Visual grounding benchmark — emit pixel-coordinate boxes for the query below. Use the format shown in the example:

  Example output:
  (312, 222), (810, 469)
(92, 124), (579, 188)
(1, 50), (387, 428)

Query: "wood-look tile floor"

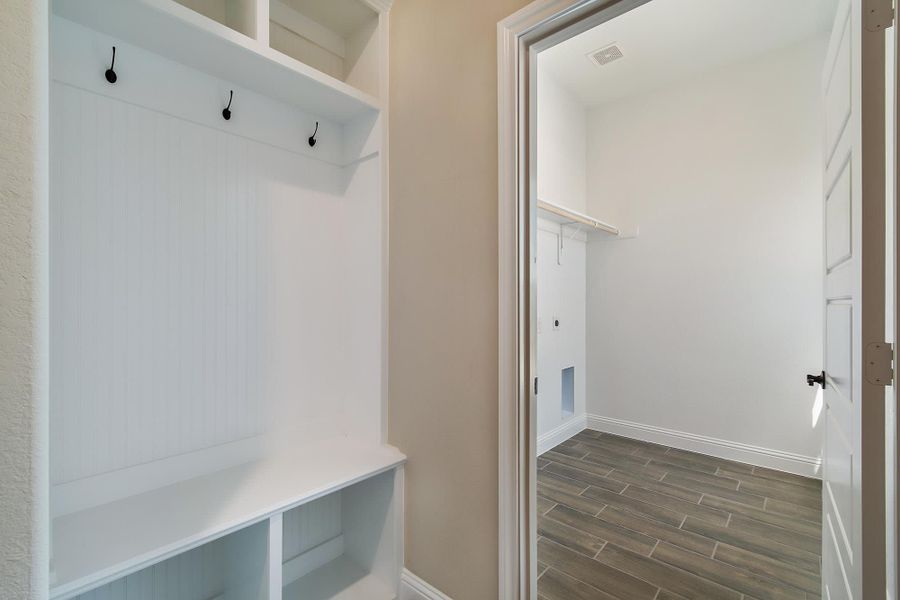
(536, 430), (822, 600)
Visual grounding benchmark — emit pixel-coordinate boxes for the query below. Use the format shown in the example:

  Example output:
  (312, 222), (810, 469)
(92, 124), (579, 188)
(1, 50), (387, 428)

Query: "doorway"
(498, 0), (895, 598)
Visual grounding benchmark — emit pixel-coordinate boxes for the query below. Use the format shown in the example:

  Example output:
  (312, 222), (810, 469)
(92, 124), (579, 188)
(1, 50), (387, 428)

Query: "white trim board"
(585, 414), (822, 479)
(537, 415), (587, 455)
(399, 569), (453, 600)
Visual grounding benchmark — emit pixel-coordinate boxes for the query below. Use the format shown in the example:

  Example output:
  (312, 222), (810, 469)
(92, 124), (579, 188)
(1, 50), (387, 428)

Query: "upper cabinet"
(52, 0), (389, 123)
(174, 0), (261, 38)
(269, 0), (382, 99)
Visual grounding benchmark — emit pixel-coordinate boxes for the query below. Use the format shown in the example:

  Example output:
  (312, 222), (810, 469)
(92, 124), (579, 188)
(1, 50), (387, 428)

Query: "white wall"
(537, 68), (587, 213)
(536, 223), (586, 444)
(536, 65), (588, 445)
(585, 38), (826, 463)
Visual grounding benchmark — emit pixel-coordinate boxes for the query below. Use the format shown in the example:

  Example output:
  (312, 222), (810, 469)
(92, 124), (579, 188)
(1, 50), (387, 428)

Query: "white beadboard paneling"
(51, 434), (266, 517)
(51, 82), (267, 484)
(70, 520), (269, 600)
(70, 534), (225, 600)
(50, 51), (384, 488)
(282, 494), (343, 561)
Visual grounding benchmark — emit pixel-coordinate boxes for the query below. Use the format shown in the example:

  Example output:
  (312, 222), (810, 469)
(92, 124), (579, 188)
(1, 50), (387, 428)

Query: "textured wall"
(387, 0), (530, 597)
(0, 1), (49, 599)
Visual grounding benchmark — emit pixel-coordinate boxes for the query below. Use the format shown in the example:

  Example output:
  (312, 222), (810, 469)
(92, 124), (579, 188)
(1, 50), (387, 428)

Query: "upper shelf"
(50, 439), (406, 600)
(537, 200), (620, 236)
(52, 0), (381, 123)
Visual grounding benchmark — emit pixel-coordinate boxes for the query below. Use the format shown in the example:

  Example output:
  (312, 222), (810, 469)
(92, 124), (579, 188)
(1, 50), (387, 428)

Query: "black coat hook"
(105, 46), (117, 84)
(308, 121), (319, 147)
(222, 90), (233, 121)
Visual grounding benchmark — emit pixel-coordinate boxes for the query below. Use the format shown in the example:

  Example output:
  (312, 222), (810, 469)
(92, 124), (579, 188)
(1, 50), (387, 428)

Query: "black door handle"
(807, 371), (825, 388)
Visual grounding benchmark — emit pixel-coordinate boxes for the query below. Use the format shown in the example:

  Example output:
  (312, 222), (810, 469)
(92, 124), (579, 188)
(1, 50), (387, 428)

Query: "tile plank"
(547, 444), (591, 459)
(719, 471), (821, 508)
(544, 451), (616, 478)
(538, 515), (605, 557)
(598, 506), (717, 557)
(546, 505), (657, 556)
(622, 485), (730, 526)
(714, 543), (819, 594)
(607, 470), (704, 503)
(681, 517), (820, 574)
(727, 515), (821, 555)
(537, 495), (557, 516)
(582, 486), (685, 527)
(663, 473), (766, 509)
(595, 543), (741, 600)
(539, 538), (658, 600)
(652, 542), (805, 600)
(750, 466), (822, 491)
(538, 482), (605, 516)
(583, 450), (657, 472)
(538, 567), (622, 600)
(538, 469), (589, 496)
(543, 462), (628, 494)
(651, 462), (742, 492)
(764, 498), (822, 524)
(700, 495), (821, 539)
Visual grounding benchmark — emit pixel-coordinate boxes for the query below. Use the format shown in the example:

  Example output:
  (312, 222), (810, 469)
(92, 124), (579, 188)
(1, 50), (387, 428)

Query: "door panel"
(824, 404), (854, 555)
(826, 164), (853, 269)
(825, 302), (853, 426)
(825, 14), (852, 161)
(824, 512), (852, 600)
(821, 0), (888, 597)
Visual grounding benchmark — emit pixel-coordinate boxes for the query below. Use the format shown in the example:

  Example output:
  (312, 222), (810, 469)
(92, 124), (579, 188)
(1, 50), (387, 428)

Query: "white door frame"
(497, 2), (650, 597)
(497, 0), (898, 598)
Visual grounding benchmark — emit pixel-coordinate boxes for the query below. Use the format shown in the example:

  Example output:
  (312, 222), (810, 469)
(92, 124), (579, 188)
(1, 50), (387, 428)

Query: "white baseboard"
(585, 414), (822, 479)
(537, 414), (587, 456)
(399, 569), (453, 600)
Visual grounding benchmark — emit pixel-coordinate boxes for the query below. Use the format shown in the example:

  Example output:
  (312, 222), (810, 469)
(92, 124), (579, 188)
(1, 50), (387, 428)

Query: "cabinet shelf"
(50, 440), (406, 599)
(537, 200), (620, 237)
(52, 0), (381, 123)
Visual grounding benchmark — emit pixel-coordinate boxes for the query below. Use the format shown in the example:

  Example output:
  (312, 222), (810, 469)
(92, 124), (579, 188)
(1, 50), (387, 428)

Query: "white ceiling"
(538, 0), (838, 106)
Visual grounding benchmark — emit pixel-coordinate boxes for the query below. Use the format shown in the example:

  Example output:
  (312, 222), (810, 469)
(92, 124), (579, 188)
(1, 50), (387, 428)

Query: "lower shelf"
(283, 556), (395, 600)
(51, 439), (406, 599)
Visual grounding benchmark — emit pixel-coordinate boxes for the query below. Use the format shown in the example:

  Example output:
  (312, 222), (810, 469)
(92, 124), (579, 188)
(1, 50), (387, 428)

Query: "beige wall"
(388, 0), (530, 597)
(0, 1), (49, 599)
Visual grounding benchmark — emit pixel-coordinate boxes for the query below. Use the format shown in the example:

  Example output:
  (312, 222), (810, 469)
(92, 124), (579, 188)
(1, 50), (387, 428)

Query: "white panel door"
(820, 0), (889, 597)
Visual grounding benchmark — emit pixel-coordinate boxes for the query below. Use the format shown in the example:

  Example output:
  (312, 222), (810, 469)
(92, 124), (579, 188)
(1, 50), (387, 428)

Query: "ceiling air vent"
(589, 44), (624, 67)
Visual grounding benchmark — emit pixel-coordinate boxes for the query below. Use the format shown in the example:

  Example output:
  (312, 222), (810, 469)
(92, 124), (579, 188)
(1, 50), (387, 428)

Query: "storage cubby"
(71, 521), (270, 600)
(269, 0), (381, 98)
(280, 471), (398, 600)
(175, 0), (259, 38)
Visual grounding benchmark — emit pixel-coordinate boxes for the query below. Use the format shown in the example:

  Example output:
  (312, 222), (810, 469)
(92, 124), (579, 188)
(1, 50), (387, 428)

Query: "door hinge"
(865, 0), (895, 31)
(534, 377), (539, 395)
(865, 342), (894, 386)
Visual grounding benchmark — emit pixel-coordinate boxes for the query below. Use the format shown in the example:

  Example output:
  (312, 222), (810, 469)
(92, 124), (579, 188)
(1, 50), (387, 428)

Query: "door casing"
(497, 1), (897, 598)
